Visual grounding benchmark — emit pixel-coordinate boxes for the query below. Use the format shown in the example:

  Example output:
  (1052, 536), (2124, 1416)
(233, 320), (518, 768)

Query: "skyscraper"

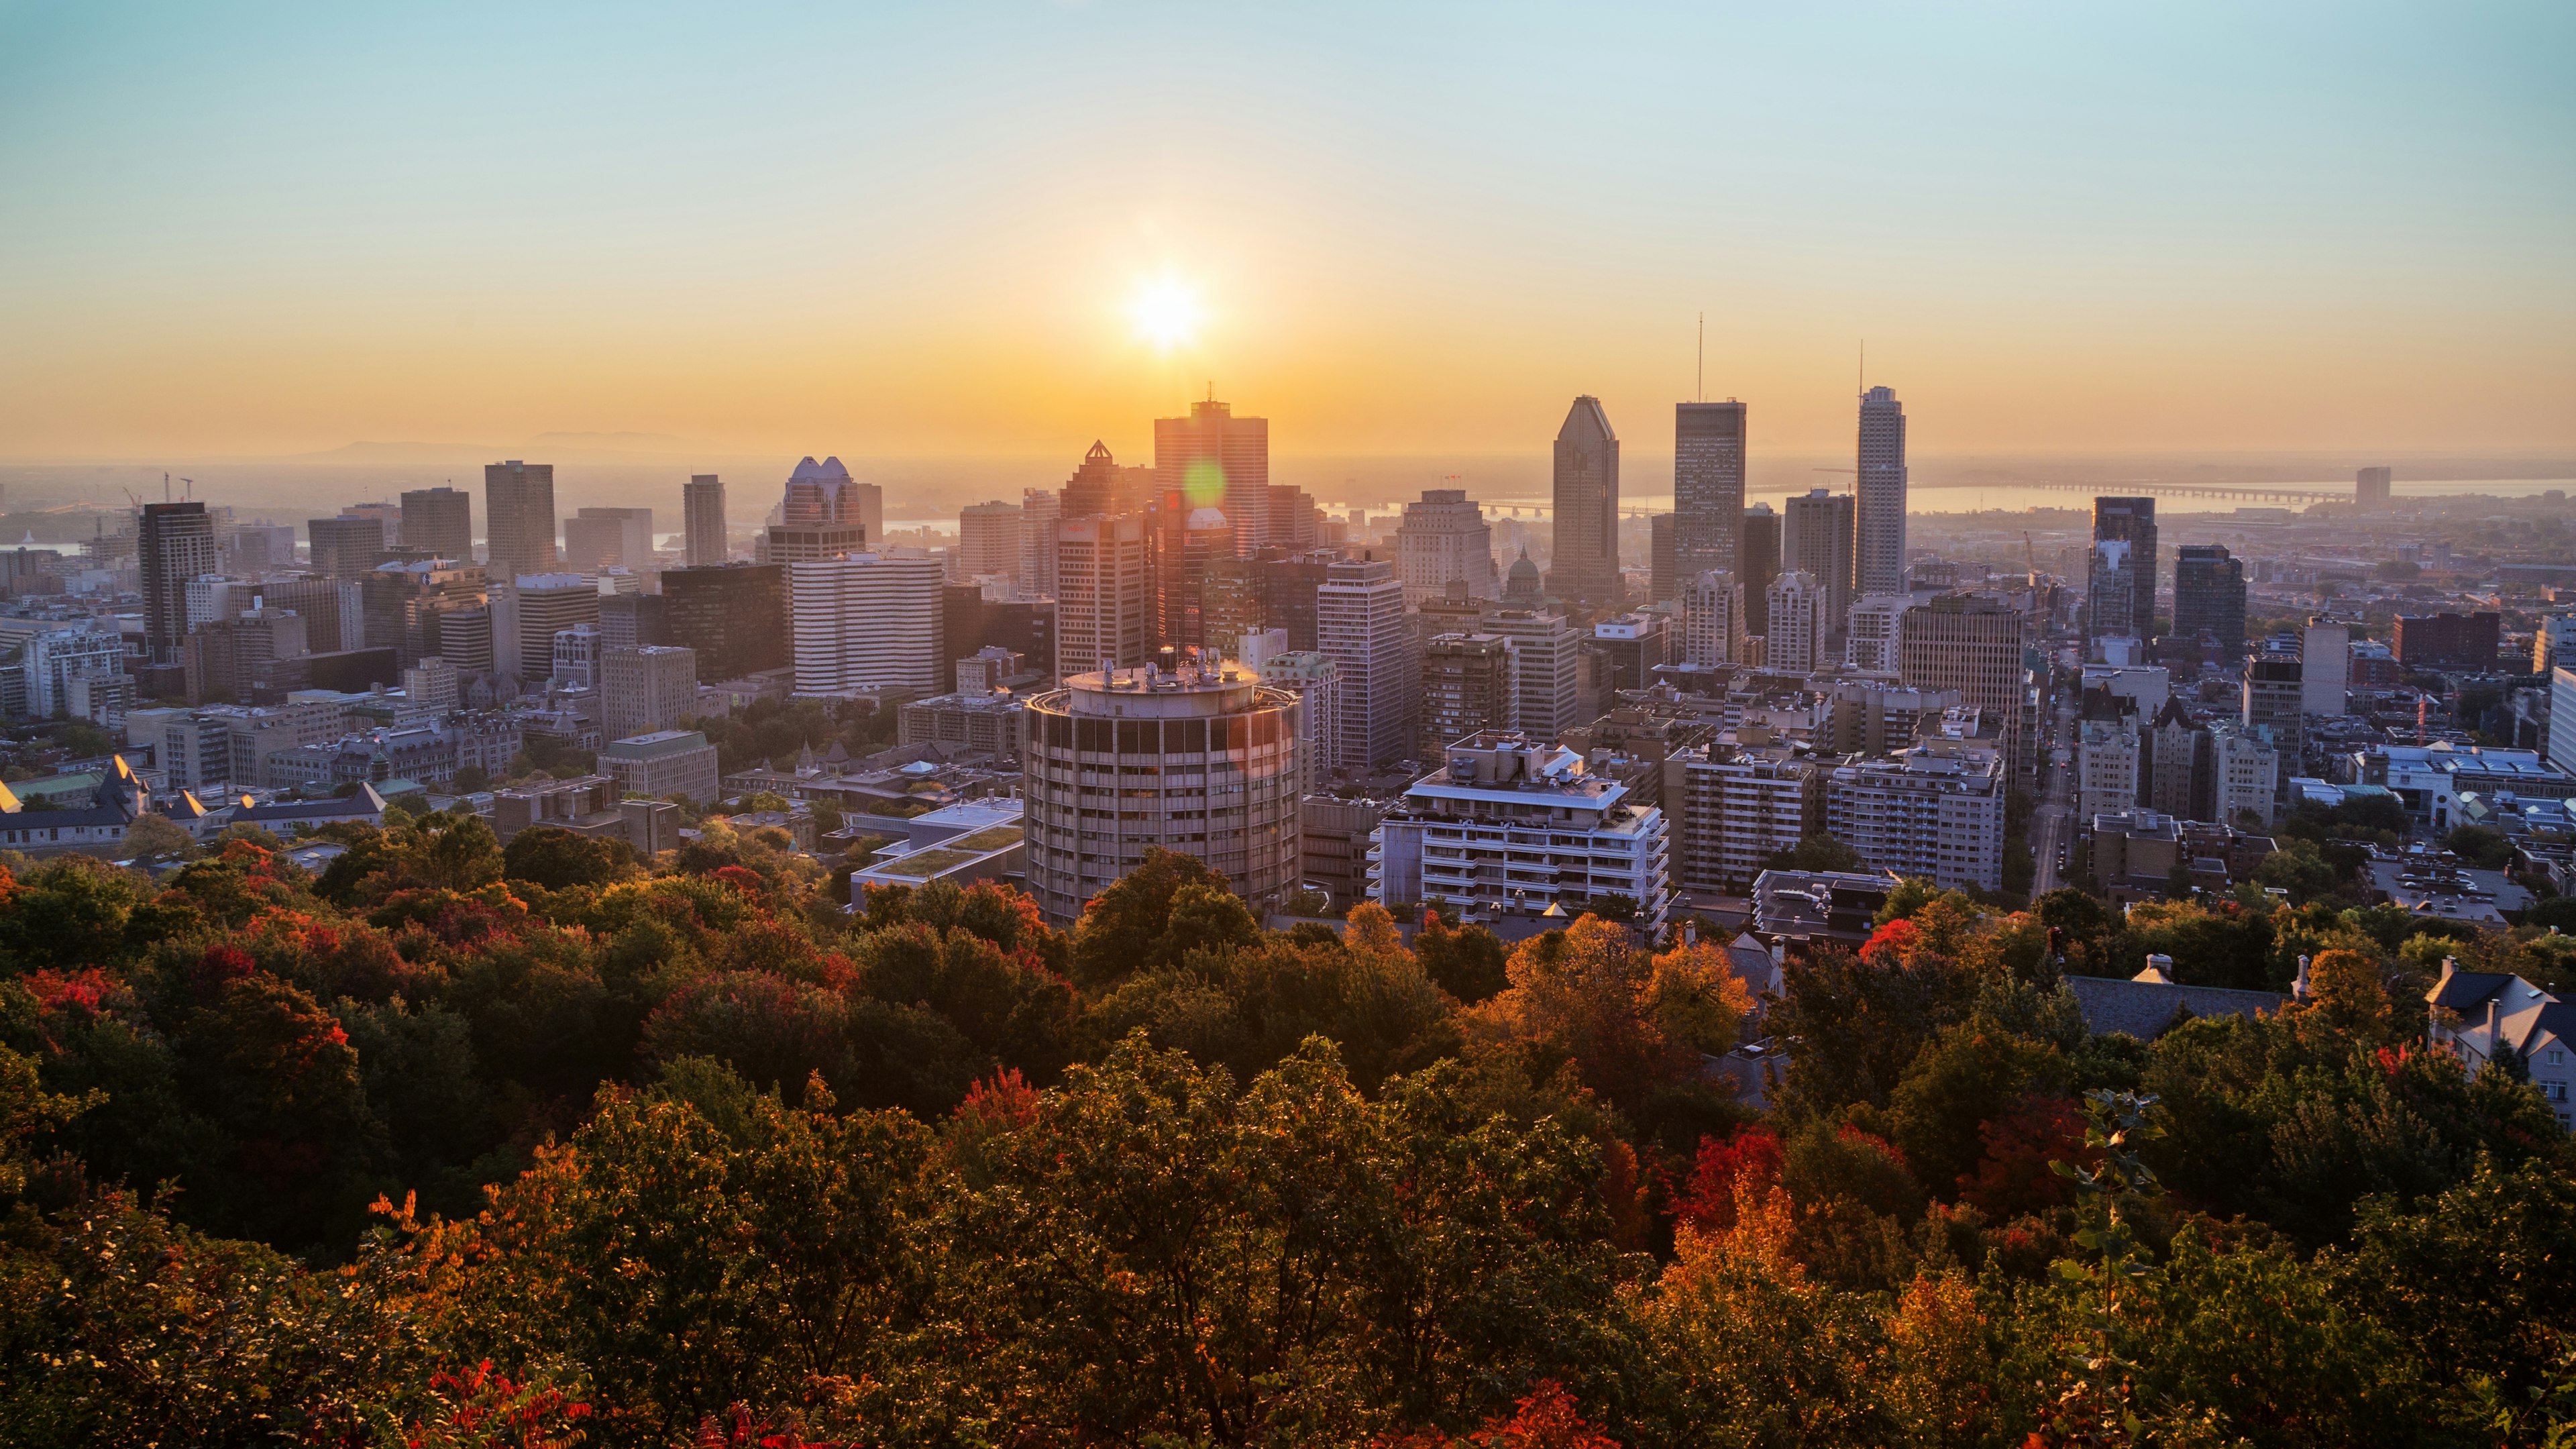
(1316, 557), (1417, 769)
(138, 501), (217, 669)
(682, 474), (727, 567)
(958, 500), (1024, 582)
(1054, 514), (1152, 681)
(1393, 488), (1499, 604)
(1765, 571), (1827, 674)
(1156, 398), (1270, 555)
(1674, 400), (1746, 578)
(1018, 488), (1061, 597)
(1171, 507), (1236, 649)
(1546, 396), (1623, 606)
(2355, 466), (2392, 511)
(483, 460), (558, 580)
(1421, 633), (1515, 761)
(1781, 488), (1856, 641)
(308, 515), (392, 578)
(2172, 543), (2247, 655)
(1740, 502), (1780, 635)
(663, 562), (788, 677)
(1061, 441), (1152, 518)
(767, 456), (871, 563)
(400, 486), (474, 564)
(1856, 386), (1908, 596)
(1648, 514), (1678, 604)
(601, 645), (699, 743)
(563, 507), (655, 572)
(1899, 594), (2029, 763)
(1682, 570), (1745, 667)
(2088, 497), (2159, 647)
(788, 551), (946, 694)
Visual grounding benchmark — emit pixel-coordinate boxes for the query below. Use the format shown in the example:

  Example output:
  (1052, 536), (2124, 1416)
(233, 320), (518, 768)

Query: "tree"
(1766, 833), (1865, 874)
(502, 824), (637, 891)
(1067, 847), (1229, 992)
(119, 812), (199, 865)
(2443, 824), (2516, 870)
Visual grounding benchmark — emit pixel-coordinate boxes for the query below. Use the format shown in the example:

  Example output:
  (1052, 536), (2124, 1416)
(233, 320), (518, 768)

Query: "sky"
(0, 1), (2569, 464)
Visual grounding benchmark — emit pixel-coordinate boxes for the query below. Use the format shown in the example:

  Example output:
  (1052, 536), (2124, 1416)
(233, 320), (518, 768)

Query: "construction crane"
(2025, 531), (2038, 585)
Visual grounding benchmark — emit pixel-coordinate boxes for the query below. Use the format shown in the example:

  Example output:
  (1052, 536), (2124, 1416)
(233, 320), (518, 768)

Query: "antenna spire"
(1696, 313), (1705, 402)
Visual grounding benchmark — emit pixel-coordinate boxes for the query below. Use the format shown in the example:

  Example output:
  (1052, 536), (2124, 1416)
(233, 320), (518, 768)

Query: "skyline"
(2, 3), (2571, 461)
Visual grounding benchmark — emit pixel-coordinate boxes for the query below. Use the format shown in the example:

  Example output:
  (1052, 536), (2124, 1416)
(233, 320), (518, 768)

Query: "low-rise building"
(1750, 868), (1893, 946)
(1371, 733), (1669, 928)
(897, 689), (1028, 759)
(1300, 795), (1383, 910)
(2090, 809), (2184, 901)
(2426, 959), (2573, 1132)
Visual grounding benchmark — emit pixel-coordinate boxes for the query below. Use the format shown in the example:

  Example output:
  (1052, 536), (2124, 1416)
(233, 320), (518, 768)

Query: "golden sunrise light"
(1127, 275), (1205, 352)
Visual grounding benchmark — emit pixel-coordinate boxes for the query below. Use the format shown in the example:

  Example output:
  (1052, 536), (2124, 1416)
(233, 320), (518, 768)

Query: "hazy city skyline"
(3, 4), (2570, 461)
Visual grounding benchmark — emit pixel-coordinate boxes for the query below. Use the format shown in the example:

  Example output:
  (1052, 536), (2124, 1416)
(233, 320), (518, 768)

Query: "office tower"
(1156, 397), (1271, 554)
(1316, 557), (1417, 769)
(137, 501), (217, 669)
(1855, 385), (1908, 596)
(400, 487), (474, 564)
(309, 515), (392, 578)
(250, 576), (361, 654)
(1826, 745), (2008, 893)
(1256, 549), (1334, 650)
(1478, 607), (1581, 741)
(1648, 514), (1678, 604)
(229, 523), (297, 572)
(2300, 618), (2350, 717)
(1022, 661), (1305, 924)
(767, 456), (871, 563)
(2172, 543), (2247, 655)
(1593, 612), (1670, 692)
(1376, 734), (1670, 924)
(564, 506), (655, 572)
(1845, 596), (1909, 672)
(403, 657), (460, 714)
(2077, 717), (2143, 823)
(551, 625), (602, 688)
(2087, 497), (2159, 646)
(1740, 502), (1780, 635)
(601, 731), (722, 808)
(2242, 653), (2304, 771)
(1267, 484), (1322, 553)
(1167, 507), (1236, 649)
(1201, 556), (1263, 659)
(184, 604), (311, 706)
(1061, 441), (1153, 518)
(359, 560), (488, 669)
(1674, 400), (1746, 578)
(958, 500), (1024, 582)
(1682, 570), (1745, 667)
(1780, 488), (1856, 641)
(683, 474), (727, 567)
(1421, 633), (1515, 760)
(2535, 614), (2576, 675)
(512, 574), (601, 676)
(601, 645), (699, 743)
(662, 563), (788, 678)
(1393, 488), (1499, 604)
(598, 592), (672, 652)
(1054, 515), (1152, 680)
(1018, 488), (1061, 596)
(1546, 396), (1623, 605)
(1765, 571), (1827, 674)
(484, 461), (559, 579)
(788, 551), (946, 694)
(1900, 594), (2029, 751)
(2355, 466), (2393, 511)
(341, 501), (400, 546)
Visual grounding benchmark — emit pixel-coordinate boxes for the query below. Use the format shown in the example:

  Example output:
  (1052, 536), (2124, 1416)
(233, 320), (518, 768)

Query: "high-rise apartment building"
(1393, 489), (1499, 604)
(2209, 720), (2280, 827)
(1674, 400), (1746, 579)
(662, 563), (787, 678)
(1257, 651), (1340, 790)
(1845, 596), (1909, 672)
(2077, 717), (2143, 824)
(1740, 502), (1780, 635)
(483, 461), (559, 581)
(1827, 743), (2008, 893)
(2242, 654), (2304, 771)
(1022, 663), (1305, 924)
(1373, 734), (1670, 926)
(2300, 618), (2350, 717)
(958, 500), (1024, 582)
(1054, 515), (1152, 681)
(1900, 594), (2029, 759)
(1664, 745), (1823, 892)
(682, 474), (727, 567)
(600, 645), (699, 743)
(1018, 488), (1061, 596)
(2172, 543), (2246, 655)
(788, 551), (946, 694)
(563, 507), (654, 572)
(400, 487), (474, 564)
(1546, 396), (1623, 605)
(138, 501), (217, 670)
(1156, 398), (1270, 554)
(1682, 570), (1745, 667)
(1316, 556), (1417, 769)
(1478, 606), (1582, 742)
(309, 515), (392, 578)
(2355, 466), (2393, 511)
(1765, 571), (1827, 674)
(2087, 497), (2159, 647)
(1855, 386), (1909, 596)
(1421, 633), (1515, 761)
(1782, 488), (1856, 638)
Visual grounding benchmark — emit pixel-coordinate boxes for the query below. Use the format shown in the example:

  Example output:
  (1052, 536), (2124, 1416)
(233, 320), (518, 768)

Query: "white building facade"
(788, 551), (946, 694)
(1371, 734), (1668, 926)
(1825, 745), (2007, 893)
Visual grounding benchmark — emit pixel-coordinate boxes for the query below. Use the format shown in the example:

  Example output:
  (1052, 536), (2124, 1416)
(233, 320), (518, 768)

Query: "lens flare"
(1128, 276), (1203, 350)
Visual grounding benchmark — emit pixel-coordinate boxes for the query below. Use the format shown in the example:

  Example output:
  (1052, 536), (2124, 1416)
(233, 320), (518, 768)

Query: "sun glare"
(1128, 275), (1204, 350)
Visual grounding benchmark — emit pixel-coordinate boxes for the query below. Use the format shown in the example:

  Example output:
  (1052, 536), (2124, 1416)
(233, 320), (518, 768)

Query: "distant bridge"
(1911, 479), (2351, 504)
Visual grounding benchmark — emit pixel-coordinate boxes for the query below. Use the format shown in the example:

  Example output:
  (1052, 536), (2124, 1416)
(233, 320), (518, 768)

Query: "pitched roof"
(2064, 975), (2289, 1039)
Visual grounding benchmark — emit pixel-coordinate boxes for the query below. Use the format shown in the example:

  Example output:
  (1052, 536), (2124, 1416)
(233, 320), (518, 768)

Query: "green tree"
(1067, 847), (1230, 992)
(502, 824), (638, 891)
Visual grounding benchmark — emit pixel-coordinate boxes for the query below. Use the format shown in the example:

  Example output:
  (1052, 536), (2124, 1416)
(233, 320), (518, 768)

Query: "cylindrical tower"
(1023, 662), (1305, 925)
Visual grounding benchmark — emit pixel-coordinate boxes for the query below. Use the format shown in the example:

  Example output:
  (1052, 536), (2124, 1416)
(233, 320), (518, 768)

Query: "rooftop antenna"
(1696, 312), (1704, 402)
(162, 472), (170, 504)
(1858, 340), (1865, 396)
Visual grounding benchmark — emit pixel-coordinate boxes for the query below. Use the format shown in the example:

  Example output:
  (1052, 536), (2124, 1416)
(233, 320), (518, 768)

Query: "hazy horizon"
(4, 4), (2571, 462)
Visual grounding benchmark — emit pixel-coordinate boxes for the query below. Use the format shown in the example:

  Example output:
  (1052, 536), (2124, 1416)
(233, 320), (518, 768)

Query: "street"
(2029, 694), (2078, 898)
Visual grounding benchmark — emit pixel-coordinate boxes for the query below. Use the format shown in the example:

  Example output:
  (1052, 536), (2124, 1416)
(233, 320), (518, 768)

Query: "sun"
(1128, 275), (1204, 350)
